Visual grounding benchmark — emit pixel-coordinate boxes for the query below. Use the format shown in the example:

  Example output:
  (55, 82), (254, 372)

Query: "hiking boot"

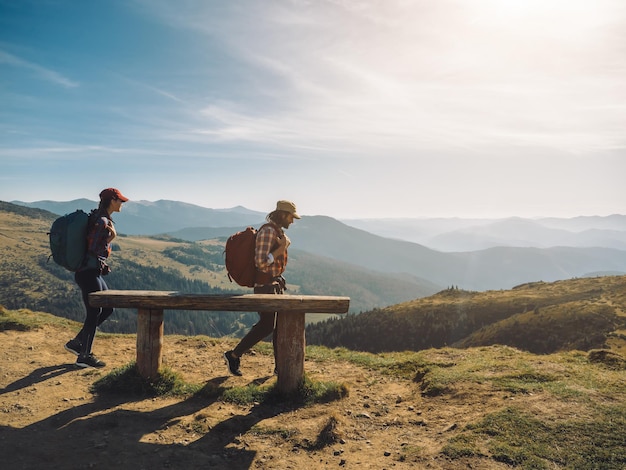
(224, 351), (242, 376)
(76, 353), (106, 369)
(64, 338), (82, 356)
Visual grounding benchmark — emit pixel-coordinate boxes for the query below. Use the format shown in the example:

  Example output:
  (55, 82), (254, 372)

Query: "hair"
(267, 210), (289, 225)
(96, 197), (114, 220)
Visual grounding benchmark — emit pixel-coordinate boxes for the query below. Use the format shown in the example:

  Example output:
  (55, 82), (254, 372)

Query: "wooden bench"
(89, 291), (350, 393)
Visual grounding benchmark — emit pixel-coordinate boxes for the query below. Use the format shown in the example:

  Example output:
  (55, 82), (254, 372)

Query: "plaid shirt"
(86, 215), (112, 261)
(254, 222), (287, 278)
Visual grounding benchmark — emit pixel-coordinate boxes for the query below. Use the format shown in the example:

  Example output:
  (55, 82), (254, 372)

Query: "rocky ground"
(1, 324), (527, 469)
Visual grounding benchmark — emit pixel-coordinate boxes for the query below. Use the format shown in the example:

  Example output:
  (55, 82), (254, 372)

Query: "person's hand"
(280, 235), (291, 249)
(273, 235), (290, 257)
(107, 223), (117, 242)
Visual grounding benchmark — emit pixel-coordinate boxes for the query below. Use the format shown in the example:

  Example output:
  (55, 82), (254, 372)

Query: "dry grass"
(1, 307), (625, 469)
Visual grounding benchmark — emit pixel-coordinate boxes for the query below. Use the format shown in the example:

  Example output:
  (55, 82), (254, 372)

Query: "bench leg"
(275, 311), (305, 394)
(136, 308), (163, 380)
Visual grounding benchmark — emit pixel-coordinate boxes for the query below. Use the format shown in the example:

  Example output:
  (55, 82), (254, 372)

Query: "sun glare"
(480, 0), (611, 33)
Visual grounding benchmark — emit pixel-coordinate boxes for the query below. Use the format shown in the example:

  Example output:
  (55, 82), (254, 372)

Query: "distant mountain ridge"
(9, 199), (626, 291)
(12, 199), (266, 235)
(13, 199), (625, 251)
(2, 200), (626, 349)
(0, 201), (435, 323)
(287, 216), (626, 290)
(344, 215), (626, 251)
(167, 215), (626, 290)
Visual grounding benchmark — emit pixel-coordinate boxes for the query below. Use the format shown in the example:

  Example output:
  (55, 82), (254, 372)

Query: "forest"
(34, 253), (259, 337)
(305, 280), (626, 355)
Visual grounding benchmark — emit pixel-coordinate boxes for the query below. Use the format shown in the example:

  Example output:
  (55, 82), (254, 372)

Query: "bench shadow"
(2, 369), (300, 469)
(188, 398), (298, 455)
(0, 363), (77, 394)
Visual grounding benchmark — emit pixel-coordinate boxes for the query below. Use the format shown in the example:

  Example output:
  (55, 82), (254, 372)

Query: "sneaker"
(64, 339), (82, 356)
(76, 354), (106, 369)
(224, 351), (242, 376)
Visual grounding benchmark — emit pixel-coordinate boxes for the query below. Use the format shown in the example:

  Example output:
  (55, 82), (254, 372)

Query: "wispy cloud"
(0, 49), (79, 88)
(138, 0), (626, 159)
(115, 73), (187, 104)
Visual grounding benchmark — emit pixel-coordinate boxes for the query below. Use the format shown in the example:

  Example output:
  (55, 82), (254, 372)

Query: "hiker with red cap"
(224, 200), (301, 377)
(64, 188), (129, 368)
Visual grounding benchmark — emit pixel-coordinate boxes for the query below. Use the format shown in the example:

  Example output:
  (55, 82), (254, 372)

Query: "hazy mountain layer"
(8, 200), (626, 291)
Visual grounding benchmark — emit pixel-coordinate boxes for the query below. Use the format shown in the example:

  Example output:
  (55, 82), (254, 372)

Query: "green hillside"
(0, 201), (436, 336)
(4, 200), (625, 357)
(0, 201), (252, 335)
(2, 305), (625, 469)
(2, 201), (626, 469)
(306, 276), (626, 355)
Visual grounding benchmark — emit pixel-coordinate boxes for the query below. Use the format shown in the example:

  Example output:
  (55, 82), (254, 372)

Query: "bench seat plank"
(90, 291), (350, 314)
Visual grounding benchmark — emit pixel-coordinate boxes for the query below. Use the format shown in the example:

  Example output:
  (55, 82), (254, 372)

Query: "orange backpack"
(224, 224), (271, 287)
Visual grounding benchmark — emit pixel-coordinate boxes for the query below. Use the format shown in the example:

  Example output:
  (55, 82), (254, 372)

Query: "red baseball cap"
(99, 188), (129, 202)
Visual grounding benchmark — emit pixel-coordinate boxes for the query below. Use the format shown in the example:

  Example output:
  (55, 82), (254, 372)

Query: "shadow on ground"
(1, 365), (295, 470)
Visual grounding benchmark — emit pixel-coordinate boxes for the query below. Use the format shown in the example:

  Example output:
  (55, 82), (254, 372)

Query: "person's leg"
(73, 270), (106, 367)
(232, 282), (282, 357)
(81, 274), (113, 356)
(73, 270), (101, 348)
(224, 283), (281, 375)
(95, 276), (114, 326)
(224, 310), (275, 376)
(231, 311), (276, 357)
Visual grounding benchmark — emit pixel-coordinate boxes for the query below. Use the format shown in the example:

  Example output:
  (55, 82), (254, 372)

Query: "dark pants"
(74, 269), (114, 356)
(232, 283), (283, 361)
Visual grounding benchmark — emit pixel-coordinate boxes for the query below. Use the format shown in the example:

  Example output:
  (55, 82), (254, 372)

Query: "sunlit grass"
(5, 306), (626, 468)
(91, 362), (207, 397)
(0, 305), (79, 331)
(91, 358), (348, 407)
(444, 404), (626, 469)
(306, 343), (625, 399)
(222, 373), (348, 406)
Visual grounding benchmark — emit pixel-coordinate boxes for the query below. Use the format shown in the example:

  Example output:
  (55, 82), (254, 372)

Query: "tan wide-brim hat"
(276, 200), (301, 218)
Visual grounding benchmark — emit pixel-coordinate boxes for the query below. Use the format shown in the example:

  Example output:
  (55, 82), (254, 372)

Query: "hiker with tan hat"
(224, 200), (301, 376)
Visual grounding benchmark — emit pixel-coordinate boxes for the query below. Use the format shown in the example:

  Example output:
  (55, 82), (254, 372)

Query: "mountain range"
(10, 199), (626, 291)
(343, 214), (626, 251)
(0, 201), (435, 322)
(13, 199), (266, 235)
(13, 199), (626, 249)
(3, 199), (626, 358)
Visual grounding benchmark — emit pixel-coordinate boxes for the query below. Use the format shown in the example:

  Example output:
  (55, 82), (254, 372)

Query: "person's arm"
(270, 234), (289, 262)
(88, 217), (112, 260)
(255, 226), (276, 271)
(106, 222), (117, 243)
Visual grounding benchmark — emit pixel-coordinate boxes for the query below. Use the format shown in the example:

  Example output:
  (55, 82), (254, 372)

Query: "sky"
(1, 0), (624, 219)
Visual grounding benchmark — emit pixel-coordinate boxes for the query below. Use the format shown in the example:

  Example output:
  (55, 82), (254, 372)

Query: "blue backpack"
(48, 210), (91, 271)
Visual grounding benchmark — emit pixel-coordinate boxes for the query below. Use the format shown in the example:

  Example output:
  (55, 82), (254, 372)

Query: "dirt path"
(0, 325), (515, 469)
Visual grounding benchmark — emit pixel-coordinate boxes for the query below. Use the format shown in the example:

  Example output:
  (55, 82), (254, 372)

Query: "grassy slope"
(0, 202), (437, 323)
(2, 201), (626, 355)
(1, 306), (625, 469)
(305, 275), (626, 355)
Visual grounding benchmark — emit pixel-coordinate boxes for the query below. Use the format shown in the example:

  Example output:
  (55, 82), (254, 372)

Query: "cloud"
(137, 0), (626, 159)
(0, 49), (79, 88)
